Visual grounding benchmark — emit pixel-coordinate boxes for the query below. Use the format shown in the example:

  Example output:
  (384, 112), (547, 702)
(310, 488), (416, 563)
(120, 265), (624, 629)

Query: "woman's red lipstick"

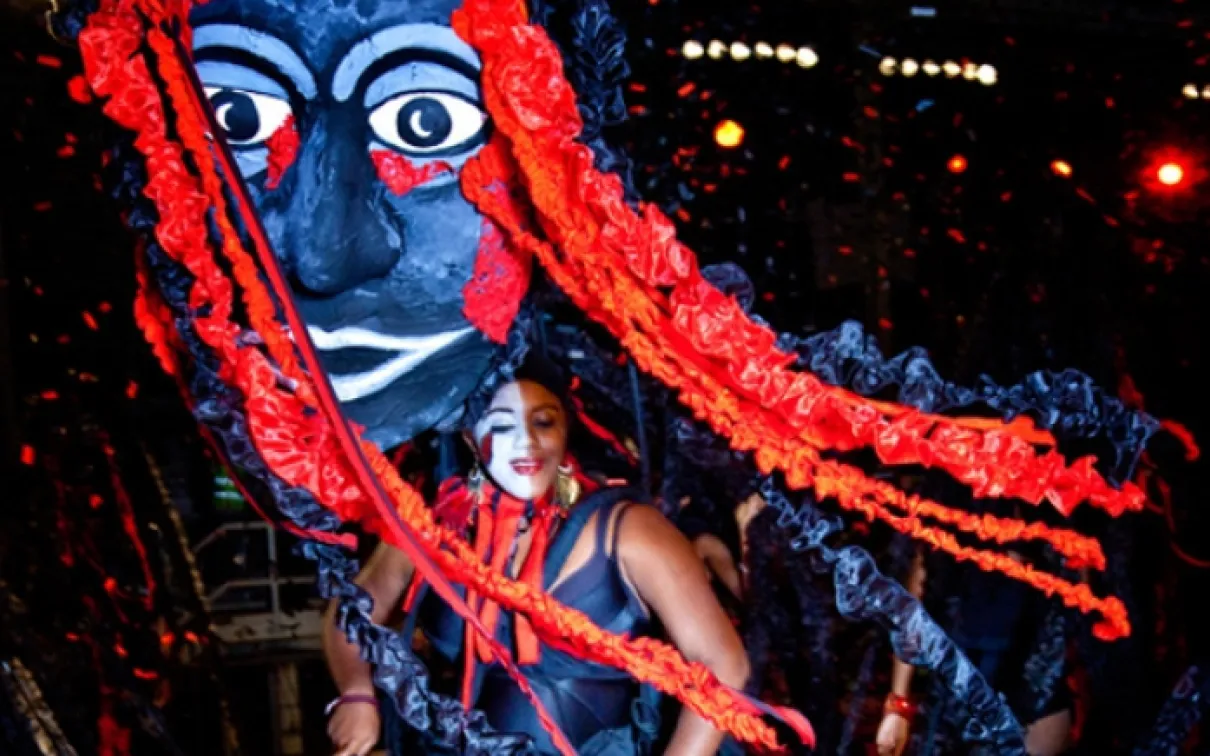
(510, 458), (545, 477)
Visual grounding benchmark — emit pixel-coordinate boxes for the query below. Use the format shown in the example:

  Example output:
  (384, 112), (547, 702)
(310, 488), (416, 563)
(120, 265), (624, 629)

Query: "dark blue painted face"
(189, 0), (495, 450)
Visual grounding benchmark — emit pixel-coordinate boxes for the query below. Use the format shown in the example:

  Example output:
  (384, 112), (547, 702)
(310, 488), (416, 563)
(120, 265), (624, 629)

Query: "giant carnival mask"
(66, 0), (1164, 751)
(190, 0), (495, 449)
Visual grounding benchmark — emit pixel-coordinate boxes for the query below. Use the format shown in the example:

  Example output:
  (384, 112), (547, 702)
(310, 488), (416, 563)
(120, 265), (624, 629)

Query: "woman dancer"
(323, 359), (750, 756)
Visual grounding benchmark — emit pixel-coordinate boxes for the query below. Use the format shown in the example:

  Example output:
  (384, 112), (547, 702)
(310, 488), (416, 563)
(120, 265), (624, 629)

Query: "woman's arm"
(693, 533), (743, 601)
(322, 542), (414, 756)
(616, 505), (750, 756)
(876, 548), (927, 756)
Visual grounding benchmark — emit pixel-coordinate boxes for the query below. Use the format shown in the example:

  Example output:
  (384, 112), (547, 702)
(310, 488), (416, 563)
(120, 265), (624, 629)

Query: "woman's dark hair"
(511, 355), (575, 413)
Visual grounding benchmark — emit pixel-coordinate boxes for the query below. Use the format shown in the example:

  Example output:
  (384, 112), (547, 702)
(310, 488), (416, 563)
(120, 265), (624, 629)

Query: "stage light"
(1157, 162), (1185, 187)
(901, 58), (919, 77)
(776, 44), (796, 62)
(1184, 83), (1201, 99)
(880, 57), (897, 75)
(714, 119), (745, 149)
(755, 42), (774, 59)
(923, 60), (940, 76)
(731, 42), (751, 61)
(1203, 85), (1210, 99)
(796, 47), (819, 68)
(682, 40), (704, 60)
(943, 60), (961, 77)
(707, 40), (726, 59)
(977, 64), (997, 85)
(1051, 160), (1073, 177)
(947, 154), (968, 174)
(963, 62), (979, 80)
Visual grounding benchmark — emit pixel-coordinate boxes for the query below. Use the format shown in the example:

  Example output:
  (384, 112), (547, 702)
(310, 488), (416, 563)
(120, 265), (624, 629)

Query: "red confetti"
(57, 145), (76, 158)
(126, 381), (139, 399)
(82, 311), (99, 330)
(32, 201), (52, 212)
(35, 54), (62, 68)
(90, 494), (105, 509)
(67, 75), (93, 103)
(20, 445), (35, 466)
(41, 390), (59, 400)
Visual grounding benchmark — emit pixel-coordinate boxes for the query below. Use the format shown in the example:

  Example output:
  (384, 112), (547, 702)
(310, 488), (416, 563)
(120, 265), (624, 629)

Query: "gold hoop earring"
(468, 463), (485, 498)
(555, 463), (581, 511)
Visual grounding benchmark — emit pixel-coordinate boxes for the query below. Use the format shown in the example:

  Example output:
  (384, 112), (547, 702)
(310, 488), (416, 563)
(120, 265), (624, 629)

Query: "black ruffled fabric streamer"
(534, 0), (639, 204)
(781, 320), (1158, 485)
(305, 543), (535, 755)
(1131, 664), (1210, 756)
(1016, 589), (1070, 723)
(759, 479), (1027, 754)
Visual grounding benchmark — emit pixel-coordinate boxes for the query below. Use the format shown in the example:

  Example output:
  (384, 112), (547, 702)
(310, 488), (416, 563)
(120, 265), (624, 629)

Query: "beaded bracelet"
(324, 693), (378, 717)
(884, 692), (919, 719)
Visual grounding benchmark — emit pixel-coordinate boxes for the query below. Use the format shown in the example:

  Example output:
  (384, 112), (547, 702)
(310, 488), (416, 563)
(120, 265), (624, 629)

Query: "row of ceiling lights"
(1182, 84), (1210, 100)
(879, 57), (998, 85)
(682, 40), (820, 69)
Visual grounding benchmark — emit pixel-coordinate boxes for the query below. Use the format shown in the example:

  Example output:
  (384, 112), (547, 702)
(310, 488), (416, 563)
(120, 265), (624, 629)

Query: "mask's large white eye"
(204, 87), (293, 147)
(367, 92), (486, 155)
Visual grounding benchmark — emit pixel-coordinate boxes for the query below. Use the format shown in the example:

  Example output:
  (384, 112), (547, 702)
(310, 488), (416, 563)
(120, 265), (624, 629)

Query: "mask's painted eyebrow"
(193, 23), (318, 101)
(331, 23), (481, 104)
(484, 407), (515, 419)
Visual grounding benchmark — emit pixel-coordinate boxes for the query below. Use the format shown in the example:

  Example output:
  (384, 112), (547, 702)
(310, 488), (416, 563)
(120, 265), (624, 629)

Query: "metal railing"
(193, 521), (324, 648)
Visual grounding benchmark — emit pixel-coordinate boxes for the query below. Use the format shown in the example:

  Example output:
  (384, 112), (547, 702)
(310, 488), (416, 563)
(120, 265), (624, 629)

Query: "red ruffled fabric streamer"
(451, 0), (1140, 640)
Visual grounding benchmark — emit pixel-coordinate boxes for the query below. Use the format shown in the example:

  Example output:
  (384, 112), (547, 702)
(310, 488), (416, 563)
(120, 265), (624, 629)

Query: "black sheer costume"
(397, 487), (660, 756)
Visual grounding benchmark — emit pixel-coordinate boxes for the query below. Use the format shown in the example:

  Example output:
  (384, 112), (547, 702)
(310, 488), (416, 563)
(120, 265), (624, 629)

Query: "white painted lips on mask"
(306, 325), (474, 402)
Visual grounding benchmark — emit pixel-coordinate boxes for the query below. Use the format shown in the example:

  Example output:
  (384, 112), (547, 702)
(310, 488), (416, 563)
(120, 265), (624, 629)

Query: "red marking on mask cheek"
(264, 115), (299, 190)
(371, 150), (455, 196)
(463, 217), (532, 343)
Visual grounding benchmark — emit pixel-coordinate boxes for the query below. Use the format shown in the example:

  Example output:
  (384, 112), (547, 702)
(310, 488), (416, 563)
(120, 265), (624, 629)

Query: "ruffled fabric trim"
(452, 0), (1139, 640)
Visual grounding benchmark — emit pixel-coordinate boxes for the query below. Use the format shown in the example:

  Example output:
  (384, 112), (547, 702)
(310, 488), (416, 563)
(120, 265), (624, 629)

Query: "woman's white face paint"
(473, 380), (568, 501)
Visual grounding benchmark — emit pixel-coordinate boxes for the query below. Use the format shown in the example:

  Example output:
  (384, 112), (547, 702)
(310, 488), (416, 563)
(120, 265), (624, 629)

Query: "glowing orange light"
(1156, 161), (1185, 187)
(947, 154), (968, 174)
(714, 119), (745, 149)
(1051, 160), (1073, 177)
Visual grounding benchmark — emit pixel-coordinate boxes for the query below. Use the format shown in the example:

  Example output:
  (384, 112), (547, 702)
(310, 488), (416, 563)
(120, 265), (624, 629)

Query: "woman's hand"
(328, 701), (381, 756)
(875, 711), (911, 756)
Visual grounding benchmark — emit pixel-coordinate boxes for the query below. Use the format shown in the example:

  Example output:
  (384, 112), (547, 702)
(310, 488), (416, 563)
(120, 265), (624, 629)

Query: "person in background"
(875, 508), (1074, 756)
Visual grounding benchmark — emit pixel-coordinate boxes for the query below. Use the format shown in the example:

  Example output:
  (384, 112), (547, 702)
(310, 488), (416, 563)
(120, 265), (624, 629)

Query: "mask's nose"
(262, 113), (401, 295)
